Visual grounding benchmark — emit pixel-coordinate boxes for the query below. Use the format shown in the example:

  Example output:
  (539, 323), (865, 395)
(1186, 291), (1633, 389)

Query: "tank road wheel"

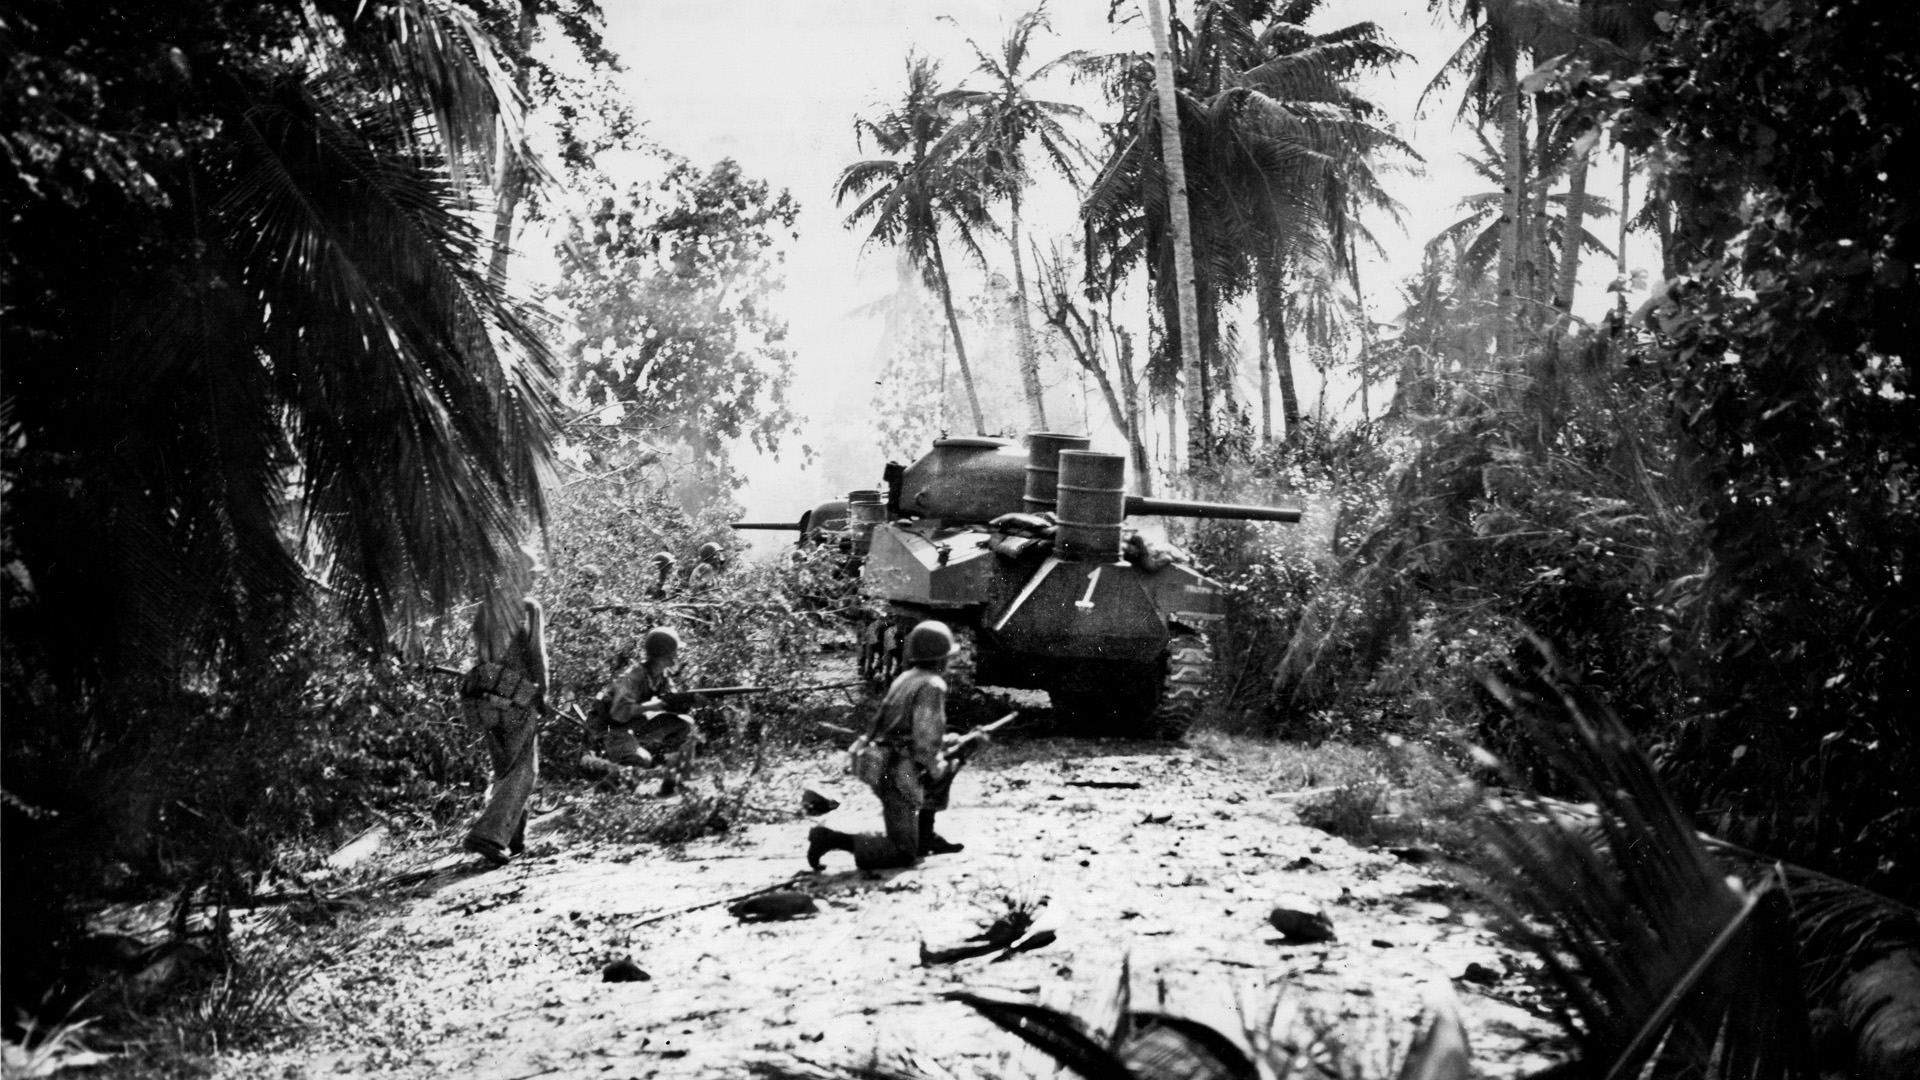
(945, 624), (977, 700)
(1144, 633), (1213, 741)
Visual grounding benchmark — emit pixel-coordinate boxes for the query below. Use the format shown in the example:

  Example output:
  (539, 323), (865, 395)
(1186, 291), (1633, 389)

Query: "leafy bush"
(1234, 342), (1703, 785)
(536, 438), (863, 771)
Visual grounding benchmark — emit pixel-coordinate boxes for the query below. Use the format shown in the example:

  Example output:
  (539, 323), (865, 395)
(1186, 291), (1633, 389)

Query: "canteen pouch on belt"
(845, 735), (887, 788)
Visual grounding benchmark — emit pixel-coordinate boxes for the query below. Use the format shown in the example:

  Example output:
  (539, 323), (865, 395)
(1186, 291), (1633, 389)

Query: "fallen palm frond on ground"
(743, 651), (1918, 1080)
(1478, 651), (1920, 1080)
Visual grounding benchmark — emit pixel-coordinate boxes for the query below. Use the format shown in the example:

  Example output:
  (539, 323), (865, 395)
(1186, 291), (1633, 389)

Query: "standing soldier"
(807, 620), (970, 871)
(591, 627), (700, 796)
(460, 595), (548, 867)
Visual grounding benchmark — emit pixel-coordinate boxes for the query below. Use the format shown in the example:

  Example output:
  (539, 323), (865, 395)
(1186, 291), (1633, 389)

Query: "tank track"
(1143, 632), (1213, 740)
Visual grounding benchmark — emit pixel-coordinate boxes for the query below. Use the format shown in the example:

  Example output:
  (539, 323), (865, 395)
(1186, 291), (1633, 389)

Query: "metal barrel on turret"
(729, 522), (804, 531)
(846, 489), (887, 554)
(1124, 496), (1303, 523)
(1055, 451), (1130, 559)
(1023, 432), (1092, 514)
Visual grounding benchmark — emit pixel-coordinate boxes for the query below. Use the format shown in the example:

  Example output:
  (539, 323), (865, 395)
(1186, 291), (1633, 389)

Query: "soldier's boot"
(658, 751), (692, 797)
(462, 834), (510, 867)
(807, 826), (854, 870)
(920, 810), (964, 856)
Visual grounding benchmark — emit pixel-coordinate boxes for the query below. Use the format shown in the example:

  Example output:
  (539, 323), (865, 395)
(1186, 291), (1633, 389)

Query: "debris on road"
(728, 891), (819, 922)
(602, 958), (650, 983)
(800, 784), (840, 816)
(1269, 899), (1337, 943)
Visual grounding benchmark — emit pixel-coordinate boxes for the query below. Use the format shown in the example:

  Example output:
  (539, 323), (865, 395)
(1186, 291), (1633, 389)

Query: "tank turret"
(730, 498), (850, 546)
(858, 435), (1304, 739)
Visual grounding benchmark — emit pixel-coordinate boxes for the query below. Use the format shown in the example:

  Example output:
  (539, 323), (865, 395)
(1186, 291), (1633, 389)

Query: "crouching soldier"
(592, 627), (700, 796)
(808, 620), (971, 871)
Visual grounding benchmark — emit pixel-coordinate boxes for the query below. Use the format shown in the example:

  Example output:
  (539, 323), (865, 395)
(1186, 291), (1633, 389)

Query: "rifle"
(682, 680), (864, 701)
(943, 711), (1020, 765)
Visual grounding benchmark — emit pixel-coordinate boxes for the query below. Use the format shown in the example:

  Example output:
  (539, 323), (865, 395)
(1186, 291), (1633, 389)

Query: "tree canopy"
(556, 156), (802, 467)
(2, 0), (562, 683)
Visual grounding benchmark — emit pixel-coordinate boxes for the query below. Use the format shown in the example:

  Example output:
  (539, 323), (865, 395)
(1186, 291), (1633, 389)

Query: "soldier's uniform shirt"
(866, 666), (950, 859)
(876, 665), (949, 802)
(600, 662), (672, 727)
(597, 661), (693, 768)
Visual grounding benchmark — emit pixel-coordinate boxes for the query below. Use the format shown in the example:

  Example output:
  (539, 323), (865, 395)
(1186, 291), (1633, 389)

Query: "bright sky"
(577, 1), (1646, 521)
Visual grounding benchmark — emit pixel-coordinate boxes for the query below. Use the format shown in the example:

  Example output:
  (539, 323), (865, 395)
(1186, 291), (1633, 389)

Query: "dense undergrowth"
(0, 441), (862, 1056)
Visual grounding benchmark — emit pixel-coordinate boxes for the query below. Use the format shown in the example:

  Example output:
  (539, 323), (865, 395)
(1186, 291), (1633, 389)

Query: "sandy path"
(236, 742), (1564, 1078)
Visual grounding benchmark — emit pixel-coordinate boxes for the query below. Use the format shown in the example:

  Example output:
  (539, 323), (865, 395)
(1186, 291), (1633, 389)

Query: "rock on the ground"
(602, 958), (650, 983)
(1269, 899), (1337, 943)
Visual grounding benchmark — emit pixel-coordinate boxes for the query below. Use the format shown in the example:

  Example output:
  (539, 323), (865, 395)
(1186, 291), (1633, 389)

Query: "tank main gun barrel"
(1123, 495), (1302, 523)
(729, 521), (803, 531)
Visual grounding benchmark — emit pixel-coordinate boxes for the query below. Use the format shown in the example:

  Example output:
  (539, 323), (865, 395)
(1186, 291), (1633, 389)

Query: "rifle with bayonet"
(942, 711), (1019, 766)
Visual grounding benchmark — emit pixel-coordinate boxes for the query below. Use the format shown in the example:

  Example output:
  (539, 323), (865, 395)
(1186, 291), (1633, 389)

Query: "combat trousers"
(607, 711), (697, 779)
(465, 699), (539, 852)
(848, 750), (929, 870)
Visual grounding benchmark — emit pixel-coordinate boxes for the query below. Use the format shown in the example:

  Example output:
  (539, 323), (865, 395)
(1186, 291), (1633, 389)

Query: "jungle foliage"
(1194, 0), (1915, 904)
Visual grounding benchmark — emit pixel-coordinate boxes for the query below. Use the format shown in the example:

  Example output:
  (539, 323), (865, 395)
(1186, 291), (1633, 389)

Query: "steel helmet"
(651, 550), (675, 568)
(902, 620), (954, 664)
(697, 542), (721, 562)
(642, 626), (681, 661)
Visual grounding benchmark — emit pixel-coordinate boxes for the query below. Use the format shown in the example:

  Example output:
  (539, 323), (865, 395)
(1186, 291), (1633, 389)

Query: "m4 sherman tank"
(856, 432), (1301, 739)
(729, 497), (851, 547)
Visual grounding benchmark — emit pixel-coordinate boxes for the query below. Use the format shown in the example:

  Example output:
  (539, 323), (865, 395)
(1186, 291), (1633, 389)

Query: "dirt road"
(231, 739), (1565, 1078)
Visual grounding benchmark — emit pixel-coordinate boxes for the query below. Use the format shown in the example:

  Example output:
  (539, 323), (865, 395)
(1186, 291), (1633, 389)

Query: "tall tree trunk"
(1256, 303), (1273, 444)
(1256, 264), (1301, 441)
(1495, 39), (1522, 360)
(1007, 194), (1048, 432)
(1348, 229), (1370, 421)
(1526, 105), (1552, 333)
(1555, 138), (1592, 315)
(487, 0), (537, 290)
(1144, 0), (1197, 477)
(1617, 149), (1631, 316)
(929, 235), (987, 433)
(1110, 317), (1153, 495)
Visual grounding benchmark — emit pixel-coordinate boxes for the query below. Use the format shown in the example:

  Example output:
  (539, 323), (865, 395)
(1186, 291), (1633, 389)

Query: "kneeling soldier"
(808, 620), (969, 871)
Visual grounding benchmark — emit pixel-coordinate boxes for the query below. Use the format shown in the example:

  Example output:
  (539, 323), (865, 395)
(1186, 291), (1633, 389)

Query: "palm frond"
(1479, 656), (1815, 1080)
(946, 992), (1139, 1080)
(218, 74), (557, 646)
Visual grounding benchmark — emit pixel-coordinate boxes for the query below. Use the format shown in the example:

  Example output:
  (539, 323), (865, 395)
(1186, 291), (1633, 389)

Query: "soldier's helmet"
(651, 550), (675, 568)
(697, 541), (721, 563)
(902, 620), (955, 664)
(642, 626), (681, 661)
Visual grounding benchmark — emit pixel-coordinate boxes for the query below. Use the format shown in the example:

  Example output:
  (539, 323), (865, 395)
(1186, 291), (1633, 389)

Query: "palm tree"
(945, 5), (1092, 435)
(3, 0), (561, 677)
(1085, 1), (1409, 451)
(1423, 0), (1582, 356)
(1427, 129), (1615, 304)
(837, 56), (998, 434)
(1143, 0), (1200, 475)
